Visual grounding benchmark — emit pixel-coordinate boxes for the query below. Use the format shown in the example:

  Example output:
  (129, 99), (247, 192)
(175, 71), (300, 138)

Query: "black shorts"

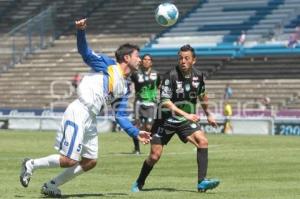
(135, 101), (156, 124)
(151, 119), (202, 145)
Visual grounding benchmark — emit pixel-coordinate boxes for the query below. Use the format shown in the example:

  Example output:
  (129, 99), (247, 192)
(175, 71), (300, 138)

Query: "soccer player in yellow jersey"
(223, 102), (233, 134)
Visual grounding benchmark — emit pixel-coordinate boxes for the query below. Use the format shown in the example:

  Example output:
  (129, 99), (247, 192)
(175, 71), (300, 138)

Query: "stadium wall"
(199, 118), (273, 135)
(1, 114), (300, 136)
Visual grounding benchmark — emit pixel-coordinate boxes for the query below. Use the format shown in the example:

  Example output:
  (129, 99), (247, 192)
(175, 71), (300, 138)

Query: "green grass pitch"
(1, 130), (300, 199)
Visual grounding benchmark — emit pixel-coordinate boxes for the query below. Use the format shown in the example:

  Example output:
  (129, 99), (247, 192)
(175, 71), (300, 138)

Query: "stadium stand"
(0, 0), (299, 117)
(212, 53), (300, 112)
(0, 0), (198, 110)
(211, 55), (300, 79)
(151, 55), (300, 112)
(74, 0), (197, 35)
(0, 0), (53, 34)
(148, 0), (300, 48)
(206, 79), (300, 112)
(0, 34), (149, 109)
(0, 0), (105, 35)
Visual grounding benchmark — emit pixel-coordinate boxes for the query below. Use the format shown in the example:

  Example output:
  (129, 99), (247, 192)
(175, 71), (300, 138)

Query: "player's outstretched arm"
(75, 18), (115, 73)
(113, 97), (151, 144)
(76, 18), (94, 63)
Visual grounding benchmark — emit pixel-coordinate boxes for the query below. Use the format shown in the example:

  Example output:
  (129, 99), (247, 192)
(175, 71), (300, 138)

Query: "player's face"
(178, 50), (196, 73)
(127, 50), (141, 71)
(142, 55), (152, 69)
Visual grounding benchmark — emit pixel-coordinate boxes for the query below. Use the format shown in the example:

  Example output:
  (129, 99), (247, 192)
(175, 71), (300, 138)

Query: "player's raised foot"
(41, 181), (62, 198)
(197, 178), (220, 192)
(20, 158), (33, 187)
(131, 182), (143, 192)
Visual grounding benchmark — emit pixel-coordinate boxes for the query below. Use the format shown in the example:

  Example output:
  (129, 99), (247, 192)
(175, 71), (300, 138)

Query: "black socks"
(197, 148), (208, 183)
(136, 160), (153, 187)
(133, 137), (140, 152)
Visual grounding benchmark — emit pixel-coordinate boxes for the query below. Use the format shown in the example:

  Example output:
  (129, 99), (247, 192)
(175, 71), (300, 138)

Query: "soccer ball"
(155, 3), (179, 27)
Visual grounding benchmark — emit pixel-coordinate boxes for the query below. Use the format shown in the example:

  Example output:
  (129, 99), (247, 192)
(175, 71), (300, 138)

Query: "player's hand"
(75, 18), (87, 30)
(185, 114), (200, 123)
(207, 114), (217, 127)
(137, 131), (152, 144)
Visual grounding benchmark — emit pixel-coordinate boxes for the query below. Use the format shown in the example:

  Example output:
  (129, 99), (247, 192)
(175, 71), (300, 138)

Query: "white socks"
(27, 154), (60, 173)
(26, 154), (85, 187)
(51, 163), (84, 187)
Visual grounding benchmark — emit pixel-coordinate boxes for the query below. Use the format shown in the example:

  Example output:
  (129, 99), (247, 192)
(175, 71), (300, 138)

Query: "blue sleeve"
(113, 96), (139, 138)
(77, 30), (116, 73)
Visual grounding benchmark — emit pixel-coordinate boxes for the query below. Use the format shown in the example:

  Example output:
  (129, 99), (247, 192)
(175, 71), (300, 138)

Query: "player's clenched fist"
(75, 18), (87, 30)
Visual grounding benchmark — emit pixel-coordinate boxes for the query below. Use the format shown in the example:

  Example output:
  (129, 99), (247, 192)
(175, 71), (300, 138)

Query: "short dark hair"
(179, 44), (196, 58)
(142, 54), (153, 60)
(115, 43), (140, 63)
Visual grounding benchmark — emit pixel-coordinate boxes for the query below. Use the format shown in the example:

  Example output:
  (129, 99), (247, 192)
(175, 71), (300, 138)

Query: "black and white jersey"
(160, 66), (206, 123)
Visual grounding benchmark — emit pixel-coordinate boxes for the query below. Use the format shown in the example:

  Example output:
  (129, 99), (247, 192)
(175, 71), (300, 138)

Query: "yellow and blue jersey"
(77, 30), (138, 138)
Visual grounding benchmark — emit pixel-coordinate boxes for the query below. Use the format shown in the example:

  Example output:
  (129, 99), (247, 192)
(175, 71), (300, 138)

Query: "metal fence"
(0, 5), (56, 72)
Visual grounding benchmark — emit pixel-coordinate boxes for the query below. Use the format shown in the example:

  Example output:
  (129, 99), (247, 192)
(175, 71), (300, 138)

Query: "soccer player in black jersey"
(131, 44), (220, 193)
(130, 54), (160, 154)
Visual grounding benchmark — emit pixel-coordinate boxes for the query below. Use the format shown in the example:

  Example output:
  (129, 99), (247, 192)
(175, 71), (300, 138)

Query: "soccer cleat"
(20, 158), (33, 187)
(197, 178), (220, 192)
(131, 182), (143, 192)
(41, 181), (62, 197)
(132, 150), (141, 155)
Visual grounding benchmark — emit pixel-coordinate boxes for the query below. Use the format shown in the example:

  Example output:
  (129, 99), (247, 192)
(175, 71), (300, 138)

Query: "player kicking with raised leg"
(131, 44), (220, 193)
(19, 18), (151, 197)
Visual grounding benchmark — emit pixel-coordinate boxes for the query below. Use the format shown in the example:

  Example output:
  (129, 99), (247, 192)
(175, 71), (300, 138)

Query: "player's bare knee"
(199, 137), (208, 148)
(194, 131), (208, 148)
(89, 159), (97, 169)
(80, 158), (97, 171)
(149, 152), (161, 164)
(59, 155), (78, 168)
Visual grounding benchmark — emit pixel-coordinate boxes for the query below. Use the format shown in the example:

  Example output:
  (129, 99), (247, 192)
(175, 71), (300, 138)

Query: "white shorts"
(54, 99), (98, 161)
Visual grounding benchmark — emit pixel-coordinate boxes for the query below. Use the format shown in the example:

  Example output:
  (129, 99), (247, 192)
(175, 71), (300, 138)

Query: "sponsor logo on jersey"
(138, 74), (144, 83)
(164, 79), (170, 86)
(150, 73), (157, 80)
(176, 81), (184, 93)
(185, 84), (191, 91)
(161, 85), (172, 98)
(192, 81), (199, 88)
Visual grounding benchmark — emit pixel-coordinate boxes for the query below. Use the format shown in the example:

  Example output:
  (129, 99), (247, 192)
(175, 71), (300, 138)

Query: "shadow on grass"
(36, 192), (128, 198)
(108, 152), (143, 155)
(142, 187), (195, 193)
(142, 187), (218, 195)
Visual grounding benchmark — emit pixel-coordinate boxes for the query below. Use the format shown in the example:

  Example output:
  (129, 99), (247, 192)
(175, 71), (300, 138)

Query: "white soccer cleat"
(20, 158), (33, 187)
(41, 181), (62, 197)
